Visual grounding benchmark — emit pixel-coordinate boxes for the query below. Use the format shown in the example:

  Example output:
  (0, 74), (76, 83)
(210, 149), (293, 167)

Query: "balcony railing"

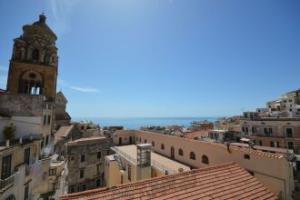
(0, 174), (15, 192)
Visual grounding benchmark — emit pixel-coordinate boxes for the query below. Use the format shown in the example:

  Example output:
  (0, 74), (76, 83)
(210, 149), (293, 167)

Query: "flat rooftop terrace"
(112, 145), (190, 173)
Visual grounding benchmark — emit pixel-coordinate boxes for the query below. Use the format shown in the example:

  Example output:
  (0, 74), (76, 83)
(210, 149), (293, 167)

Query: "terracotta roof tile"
(67, 136), (107, 145)
(60, 162), (277, 200)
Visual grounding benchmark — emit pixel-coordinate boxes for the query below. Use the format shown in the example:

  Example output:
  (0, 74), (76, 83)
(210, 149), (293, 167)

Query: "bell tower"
(6, 14), (58, 101)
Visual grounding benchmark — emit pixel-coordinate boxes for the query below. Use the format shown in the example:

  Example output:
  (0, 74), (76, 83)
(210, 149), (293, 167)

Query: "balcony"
(0, 173), (15, 193)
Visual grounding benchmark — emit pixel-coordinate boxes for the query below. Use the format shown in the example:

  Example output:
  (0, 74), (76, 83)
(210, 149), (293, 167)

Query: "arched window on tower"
(32, 49), (39, 62)
(19, 71), (43, 95)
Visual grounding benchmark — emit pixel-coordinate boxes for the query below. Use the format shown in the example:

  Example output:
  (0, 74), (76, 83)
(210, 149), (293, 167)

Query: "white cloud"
(47, 0), (82, 36)
(58, 79), (99, 93)
(70, 86), (99, 93)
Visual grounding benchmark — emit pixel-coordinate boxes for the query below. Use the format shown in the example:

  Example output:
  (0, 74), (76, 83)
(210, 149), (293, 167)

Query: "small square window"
(97, 152), (101, 159)
(81, 154), (85, 162)
(244, 154), (250, 160)
(80, 169), (84, 178)
(286, 128), (293, 138)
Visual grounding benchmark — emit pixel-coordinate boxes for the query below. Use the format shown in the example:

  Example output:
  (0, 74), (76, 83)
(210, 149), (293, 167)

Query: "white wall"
(0, 116), (41, 141)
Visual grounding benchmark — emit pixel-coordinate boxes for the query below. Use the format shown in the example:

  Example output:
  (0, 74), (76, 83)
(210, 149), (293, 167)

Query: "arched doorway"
(171, 146), (175, 159)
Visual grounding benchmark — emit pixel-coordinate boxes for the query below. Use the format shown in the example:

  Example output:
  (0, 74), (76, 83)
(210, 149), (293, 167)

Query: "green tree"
(3, 123), (16, 141)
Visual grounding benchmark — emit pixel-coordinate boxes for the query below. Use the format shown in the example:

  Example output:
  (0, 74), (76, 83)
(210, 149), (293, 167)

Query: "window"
(24, 148), (30, 165)
(45, 135), (49, 145)
(161, 144), (165, 150)
(96, 179), (101, 187)
(252, 127), (257, 134)
(144, 139), (147, 143)
(244, 154), (250, 160)
(264, 128), (272, 136)
(121, 175), (124, 184)
(1, 154), (12, 179)
(81, 184), (86, 191)
(259, 140), (262, 146)
(5, 194), (15, 200)
(107, 150), (110, 155)
(32, 49), (39, 61)
(270, 141), (274, 147)
(41, 139), (44, 149)
(97, 152), (101, 159)
(288, 142), (294, 150)
(276, 141), (280, 148)
(43, 115), (47, 125)
(128, 165), (131, 181)
(80, 169), (84, 178)
(202, 155), (209, 164)
(70, 186), (75, 193)
(24, 184), (29, 200)
(49, 168), (56, 176)
(81, 154), (85, 162)
(286, 128), (293, 138)
(245, 127), (248, 133)
(178, 148), (184, 156)
(190, 152), (196, 160)
(47, 115), (51, 125)
(152, 141), (155, 147)
(97, 164), (101, 175)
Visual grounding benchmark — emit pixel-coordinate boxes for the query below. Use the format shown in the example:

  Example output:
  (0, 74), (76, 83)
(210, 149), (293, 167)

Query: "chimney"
(136, 143), (151, 180)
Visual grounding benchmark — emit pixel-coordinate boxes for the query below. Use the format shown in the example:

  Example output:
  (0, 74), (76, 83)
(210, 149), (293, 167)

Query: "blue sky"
(0, 0), (299, 117)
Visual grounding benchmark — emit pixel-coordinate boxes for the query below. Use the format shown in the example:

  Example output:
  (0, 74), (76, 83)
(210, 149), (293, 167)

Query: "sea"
(72, 117), (218, 129)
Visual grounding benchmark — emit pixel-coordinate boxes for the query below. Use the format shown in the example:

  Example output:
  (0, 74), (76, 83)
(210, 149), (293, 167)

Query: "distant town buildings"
(241, 89), (300, 153)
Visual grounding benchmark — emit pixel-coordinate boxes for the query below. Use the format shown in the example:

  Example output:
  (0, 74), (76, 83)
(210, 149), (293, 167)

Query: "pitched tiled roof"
(54, 125), (74, 143)
(60, 162), (277, 200)
(66, 136), (107, 145)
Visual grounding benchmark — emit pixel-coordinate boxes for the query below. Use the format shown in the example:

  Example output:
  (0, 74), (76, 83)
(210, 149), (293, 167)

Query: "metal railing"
(0, 174), (15, 191)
